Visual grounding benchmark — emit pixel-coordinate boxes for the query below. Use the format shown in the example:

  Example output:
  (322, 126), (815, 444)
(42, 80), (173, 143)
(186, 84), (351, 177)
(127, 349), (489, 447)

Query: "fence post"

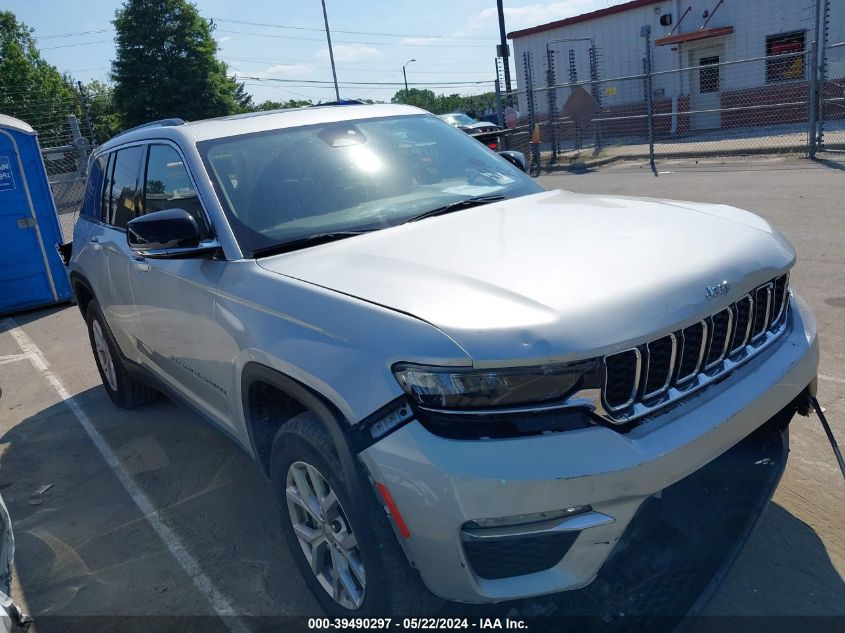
(808, 40), (819, 158)
(494, 77), (504, 129)
(67, 115), (89, 178)
(523, 51), (541, 176)
(77, 81), (98, 147)
(546, 48), (559, 160)
(641, 26), (656, 175)
(816, 0), (832, 152)
(588, 44), (603, 155)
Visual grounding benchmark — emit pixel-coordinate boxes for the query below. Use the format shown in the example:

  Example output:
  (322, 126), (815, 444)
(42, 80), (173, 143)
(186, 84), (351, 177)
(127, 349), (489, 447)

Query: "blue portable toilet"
(0, 114), (74, 314)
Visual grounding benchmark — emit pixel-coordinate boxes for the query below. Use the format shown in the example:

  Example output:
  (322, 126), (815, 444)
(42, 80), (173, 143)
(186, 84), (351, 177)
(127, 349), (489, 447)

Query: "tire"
(270, 411), (442, 617)
(85, 300), (159, 409)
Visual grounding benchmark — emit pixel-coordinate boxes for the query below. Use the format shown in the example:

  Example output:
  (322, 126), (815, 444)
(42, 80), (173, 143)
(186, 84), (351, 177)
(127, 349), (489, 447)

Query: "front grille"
(463, 531), (579, 580)
(601, 273), (789, 422)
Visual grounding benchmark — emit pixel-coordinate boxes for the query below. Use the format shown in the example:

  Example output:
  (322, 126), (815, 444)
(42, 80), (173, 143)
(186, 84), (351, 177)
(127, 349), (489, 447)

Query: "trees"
(391, 88), (496, 117)
(0, 11), (79, 143)
(81, 80), (122, 142)
(253, 98), (314, 111)
(111, 0), (245, 127)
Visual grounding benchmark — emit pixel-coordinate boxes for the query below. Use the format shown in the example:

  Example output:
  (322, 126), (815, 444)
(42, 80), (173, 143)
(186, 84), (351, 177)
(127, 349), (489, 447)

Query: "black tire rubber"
(270, 411), (443, 617)
(85, 300), (159, 409)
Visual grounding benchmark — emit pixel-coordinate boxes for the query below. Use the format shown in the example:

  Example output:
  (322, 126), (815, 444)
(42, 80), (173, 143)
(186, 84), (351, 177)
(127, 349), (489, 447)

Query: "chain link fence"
(1, 83), (96, 241)
(496, 0), (844, 173)
(818, 41), (845, 154)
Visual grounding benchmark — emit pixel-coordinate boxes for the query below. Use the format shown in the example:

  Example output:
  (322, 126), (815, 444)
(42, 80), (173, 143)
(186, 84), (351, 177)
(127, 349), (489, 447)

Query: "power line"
(223, 55), (494, 67)
(36, 28), (114, 40)
(212, 17), (491, 41)
(225, 58), (493, 75)
(215, 28), (491, 48)
(238, 76), (492, 86)
(40, 39), (111, 50)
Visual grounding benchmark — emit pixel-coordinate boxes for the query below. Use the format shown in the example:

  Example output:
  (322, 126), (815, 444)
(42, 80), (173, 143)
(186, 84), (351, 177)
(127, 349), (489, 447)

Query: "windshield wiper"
(252, 230), (373, 258)
(403, 195), (506, 224)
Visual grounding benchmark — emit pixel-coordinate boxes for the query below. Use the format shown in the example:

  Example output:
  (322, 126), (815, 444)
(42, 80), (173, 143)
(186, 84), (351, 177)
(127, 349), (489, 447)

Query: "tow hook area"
(803, 393), (845, 482)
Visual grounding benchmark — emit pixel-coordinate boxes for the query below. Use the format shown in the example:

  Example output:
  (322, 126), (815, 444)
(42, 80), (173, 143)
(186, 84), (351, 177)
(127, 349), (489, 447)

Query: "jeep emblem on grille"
(705, 281), (730, 300)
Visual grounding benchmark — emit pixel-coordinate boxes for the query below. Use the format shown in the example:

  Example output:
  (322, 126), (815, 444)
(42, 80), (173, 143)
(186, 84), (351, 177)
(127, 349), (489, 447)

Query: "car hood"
(258, 190), (795, 365)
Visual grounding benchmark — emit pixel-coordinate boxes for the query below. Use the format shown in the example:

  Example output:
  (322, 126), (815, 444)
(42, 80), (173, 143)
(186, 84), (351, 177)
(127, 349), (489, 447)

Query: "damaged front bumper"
(359, 294), (819, 603)
(0, 495), (31, 633)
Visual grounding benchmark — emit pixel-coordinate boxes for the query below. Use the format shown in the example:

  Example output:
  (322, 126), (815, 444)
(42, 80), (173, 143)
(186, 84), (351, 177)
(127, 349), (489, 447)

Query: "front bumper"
(359, 294), (818, 603)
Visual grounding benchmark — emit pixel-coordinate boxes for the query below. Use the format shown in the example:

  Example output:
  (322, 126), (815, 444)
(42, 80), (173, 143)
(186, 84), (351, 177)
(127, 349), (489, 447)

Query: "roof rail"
(311, 99), (367, 107)
(112, 117), (186, 140)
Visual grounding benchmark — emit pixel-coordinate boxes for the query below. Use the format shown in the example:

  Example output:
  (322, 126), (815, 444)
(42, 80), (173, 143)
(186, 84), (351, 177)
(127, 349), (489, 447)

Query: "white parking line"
(0, 353), (28, 365)
(2, 318), (253, 633)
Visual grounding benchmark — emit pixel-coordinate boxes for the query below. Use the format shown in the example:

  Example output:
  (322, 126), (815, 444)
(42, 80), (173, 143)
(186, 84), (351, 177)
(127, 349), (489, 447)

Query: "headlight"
(392, 361), (596, 410)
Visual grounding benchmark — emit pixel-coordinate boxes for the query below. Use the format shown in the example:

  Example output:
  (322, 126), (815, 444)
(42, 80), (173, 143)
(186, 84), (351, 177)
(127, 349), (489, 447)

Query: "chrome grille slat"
(676, 321), (707, 385)
(751, 283), (773, 342)
(771, 272), (789, 326)
(642, 334), (677, 400)
(602, 348), (641, 412)
(704, 308), (733, 371)
(730, 295), (754, 354)
(601, 274), (790, 424)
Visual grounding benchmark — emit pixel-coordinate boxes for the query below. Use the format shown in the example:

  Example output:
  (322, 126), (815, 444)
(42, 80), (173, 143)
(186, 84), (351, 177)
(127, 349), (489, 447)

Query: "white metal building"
(508, 0), (844, 131)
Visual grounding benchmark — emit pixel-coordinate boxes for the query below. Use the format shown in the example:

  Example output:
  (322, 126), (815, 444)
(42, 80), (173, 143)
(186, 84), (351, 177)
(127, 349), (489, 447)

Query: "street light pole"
(402, 59), (416, 95)
(321, 0), (340, 101)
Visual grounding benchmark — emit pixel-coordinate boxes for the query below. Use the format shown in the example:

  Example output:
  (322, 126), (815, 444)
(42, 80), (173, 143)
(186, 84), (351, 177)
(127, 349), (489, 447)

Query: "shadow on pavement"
(0, 386), (319, 621)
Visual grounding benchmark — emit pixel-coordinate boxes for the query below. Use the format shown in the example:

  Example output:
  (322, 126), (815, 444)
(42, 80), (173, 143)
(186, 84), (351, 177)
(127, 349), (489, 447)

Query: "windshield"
(198, 113), (542, 257)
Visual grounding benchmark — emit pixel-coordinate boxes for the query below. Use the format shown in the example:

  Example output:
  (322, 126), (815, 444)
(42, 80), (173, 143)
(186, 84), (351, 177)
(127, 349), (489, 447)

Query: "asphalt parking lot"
(1, 157), (843, 631)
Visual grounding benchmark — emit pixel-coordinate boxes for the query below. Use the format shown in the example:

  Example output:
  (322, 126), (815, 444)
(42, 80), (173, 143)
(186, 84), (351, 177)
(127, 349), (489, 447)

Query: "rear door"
(97, 144), (146, 356)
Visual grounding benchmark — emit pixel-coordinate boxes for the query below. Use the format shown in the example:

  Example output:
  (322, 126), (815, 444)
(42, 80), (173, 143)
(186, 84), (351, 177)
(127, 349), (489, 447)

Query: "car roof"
(97, 103), (426, 152)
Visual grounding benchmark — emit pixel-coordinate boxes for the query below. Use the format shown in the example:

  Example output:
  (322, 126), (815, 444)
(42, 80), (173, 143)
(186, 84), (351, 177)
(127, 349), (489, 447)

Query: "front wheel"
(270, 412), (441, 616)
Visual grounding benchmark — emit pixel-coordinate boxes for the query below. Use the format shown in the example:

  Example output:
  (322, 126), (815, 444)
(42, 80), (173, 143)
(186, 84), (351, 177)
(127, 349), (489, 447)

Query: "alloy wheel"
(92, 319), (118, 391)
(286, 460), (366, 609)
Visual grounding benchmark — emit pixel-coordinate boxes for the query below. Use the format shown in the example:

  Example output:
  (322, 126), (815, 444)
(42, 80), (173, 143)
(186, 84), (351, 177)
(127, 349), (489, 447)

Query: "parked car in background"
(68, 103), (818, 618)
(438, 112), (502, 150)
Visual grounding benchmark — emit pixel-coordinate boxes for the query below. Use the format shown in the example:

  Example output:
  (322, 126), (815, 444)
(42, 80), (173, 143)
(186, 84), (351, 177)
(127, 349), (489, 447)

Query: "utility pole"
(402, 59), (416, 95)
(496, 0), (513, 98)
(321, 0), (340, 101)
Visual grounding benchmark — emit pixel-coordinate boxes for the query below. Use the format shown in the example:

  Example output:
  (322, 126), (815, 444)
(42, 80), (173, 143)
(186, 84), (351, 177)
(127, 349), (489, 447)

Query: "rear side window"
(144, 144), (206, 229)
(107, 145), (145, 229)
(81, 156), (107, 220)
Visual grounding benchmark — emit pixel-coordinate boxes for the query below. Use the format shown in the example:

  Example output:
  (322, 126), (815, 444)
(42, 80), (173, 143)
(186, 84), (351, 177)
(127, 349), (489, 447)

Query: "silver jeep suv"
(69, 104), (818, 615)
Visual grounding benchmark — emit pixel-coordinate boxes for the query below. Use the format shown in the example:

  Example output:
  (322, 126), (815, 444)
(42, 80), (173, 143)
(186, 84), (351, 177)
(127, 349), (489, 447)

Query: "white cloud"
(400, 37), (439, 46)
(468, 1), (598, 32)
(316, 43), (382, 62)
(217, 36), (231, 43)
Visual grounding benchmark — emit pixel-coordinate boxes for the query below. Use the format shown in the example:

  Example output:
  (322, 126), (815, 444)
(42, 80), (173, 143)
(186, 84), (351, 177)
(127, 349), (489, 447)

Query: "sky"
(7, 0), (627, 104)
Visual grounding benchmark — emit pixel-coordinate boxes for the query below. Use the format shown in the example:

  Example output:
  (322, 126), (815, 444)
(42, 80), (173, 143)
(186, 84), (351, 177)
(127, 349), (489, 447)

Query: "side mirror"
(127, 208), (219, 259)
(498, 150), (527, 172)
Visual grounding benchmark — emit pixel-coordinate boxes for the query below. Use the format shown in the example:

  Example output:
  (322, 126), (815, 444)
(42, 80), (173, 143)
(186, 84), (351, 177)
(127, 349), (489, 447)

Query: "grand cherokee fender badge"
(705, 281), (730, 300)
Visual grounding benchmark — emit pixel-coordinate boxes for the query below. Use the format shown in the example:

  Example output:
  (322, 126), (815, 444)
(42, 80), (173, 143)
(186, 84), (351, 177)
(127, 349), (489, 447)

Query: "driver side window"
(144, 144), (207, 232)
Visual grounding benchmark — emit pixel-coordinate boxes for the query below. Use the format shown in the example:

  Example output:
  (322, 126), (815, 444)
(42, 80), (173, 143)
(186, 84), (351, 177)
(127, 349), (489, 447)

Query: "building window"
(699, 56), (720, 93)
(766, 31), (805, 83)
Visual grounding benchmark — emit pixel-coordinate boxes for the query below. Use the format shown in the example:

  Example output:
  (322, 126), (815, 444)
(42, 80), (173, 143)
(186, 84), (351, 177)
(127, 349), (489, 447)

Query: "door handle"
(88, 237), (102, 251)
(131, 258), (150, 272)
